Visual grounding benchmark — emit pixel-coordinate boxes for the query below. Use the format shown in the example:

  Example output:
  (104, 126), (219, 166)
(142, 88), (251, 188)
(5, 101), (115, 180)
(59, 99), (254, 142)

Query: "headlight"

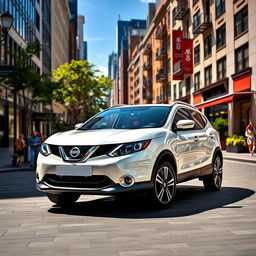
(40, 143), (51, 156)
(108, 140), (150, 157)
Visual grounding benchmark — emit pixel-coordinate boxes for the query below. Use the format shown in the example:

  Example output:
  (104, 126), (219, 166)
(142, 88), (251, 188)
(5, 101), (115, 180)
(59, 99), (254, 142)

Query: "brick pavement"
(0, 160), (255, 256)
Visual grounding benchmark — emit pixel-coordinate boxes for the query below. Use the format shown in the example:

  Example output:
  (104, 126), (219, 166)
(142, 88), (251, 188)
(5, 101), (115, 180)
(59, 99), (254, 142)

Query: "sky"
(78, 0), (156, 76)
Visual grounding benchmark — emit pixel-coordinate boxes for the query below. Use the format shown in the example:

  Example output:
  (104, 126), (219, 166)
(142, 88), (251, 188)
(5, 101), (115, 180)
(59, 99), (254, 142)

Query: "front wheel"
(149, 161), (177, 209)
(47, 192), (80, 206)
(203, 156), (223, 191)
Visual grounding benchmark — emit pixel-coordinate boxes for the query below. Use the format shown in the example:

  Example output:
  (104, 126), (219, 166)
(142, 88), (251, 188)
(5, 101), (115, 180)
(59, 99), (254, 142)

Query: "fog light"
(119, 175), (135, 187)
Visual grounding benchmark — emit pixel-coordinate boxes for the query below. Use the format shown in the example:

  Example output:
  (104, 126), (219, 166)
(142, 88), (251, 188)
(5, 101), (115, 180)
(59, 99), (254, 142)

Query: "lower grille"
(43, 174), (114, 189)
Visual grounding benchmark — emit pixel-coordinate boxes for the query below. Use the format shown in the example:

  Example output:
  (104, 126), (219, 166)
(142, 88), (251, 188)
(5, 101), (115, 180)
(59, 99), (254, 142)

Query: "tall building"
(42, 0), (52, 75)
(68, 0), (78, 60)
(83, 41), (88, 60)
(125, 0), (256, 137)
(77, 15), (85, 60)
(108, 52), (118, 106)
(114, 19), (147, 104)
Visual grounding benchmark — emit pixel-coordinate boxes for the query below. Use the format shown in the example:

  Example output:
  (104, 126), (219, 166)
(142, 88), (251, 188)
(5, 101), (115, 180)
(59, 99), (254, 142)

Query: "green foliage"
(211, 117), (228, 138)
(226, 135), (247, 147)
(53, 121), (70, 133)
(53, 60), (112, 123)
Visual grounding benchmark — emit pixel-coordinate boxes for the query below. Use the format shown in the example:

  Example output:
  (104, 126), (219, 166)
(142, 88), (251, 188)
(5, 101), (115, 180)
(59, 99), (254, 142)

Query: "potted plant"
(211, 117), (228, 149)
(226, 135), (247, 153)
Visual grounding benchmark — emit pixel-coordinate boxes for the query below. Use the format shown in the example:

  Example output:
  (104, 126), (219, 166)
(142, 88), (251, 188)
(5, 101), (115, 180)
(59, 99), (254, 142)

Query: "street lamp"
(0, 11), (14, 40)
(0, 11), (14, 148)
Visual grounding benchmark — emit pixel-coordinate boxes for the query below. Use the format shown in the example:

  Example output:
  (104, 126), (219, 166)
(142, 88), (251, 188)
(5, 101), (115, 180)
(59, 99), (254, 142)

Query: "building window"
(204, 65), (212, 86)
(172, 8), (177, 26)
(193, 11), (200, 31)
(185, 77), (191, 96)
(234, 6), (248, 37)
(235, 43), (249, 72)
(174, 84), (177, 100)
(217, 57), (226, 81)
(194, 45), (200, 65)
(194, 72), (200, 91)
(36, 10), (40, 31)
(204, 34), (212, 58)
(185, 20), (189, 39)
(216, 0), (225, 17)
(179, 82), (183, 98)
(167, 83), (172, 98)
(167, 58), (171, 74)
(216, 24), (226, 49)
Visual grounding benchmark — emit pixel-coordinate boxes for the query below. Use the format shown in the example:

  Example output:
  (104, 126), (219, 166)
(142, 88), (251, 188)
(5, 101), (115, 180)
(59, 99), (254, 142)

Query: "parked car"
(36, 102), (223, 209)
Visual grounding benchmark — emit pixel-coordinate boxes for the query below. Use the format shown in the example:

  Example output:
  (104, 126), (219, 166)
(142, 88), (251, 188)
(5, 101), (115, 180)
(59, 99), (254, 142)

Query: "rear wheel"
(47, 192), (80, 206)
(203, 156), (223, 191)
(149, 161), (176, 209)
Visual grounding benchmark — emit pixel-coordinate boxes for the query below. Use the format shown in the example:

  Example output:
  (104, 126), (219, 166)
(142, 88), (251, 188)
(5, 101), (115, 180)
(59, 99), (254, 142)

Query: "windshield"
(80, 106), (172, 130)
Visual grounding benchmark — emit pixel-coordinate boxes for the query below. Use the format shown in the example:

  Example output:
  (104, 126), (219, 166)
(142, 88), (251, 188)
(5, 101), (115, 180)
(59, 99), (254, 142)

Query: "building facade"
(77, 15), (85, 60)
(125, 0), (256, 136)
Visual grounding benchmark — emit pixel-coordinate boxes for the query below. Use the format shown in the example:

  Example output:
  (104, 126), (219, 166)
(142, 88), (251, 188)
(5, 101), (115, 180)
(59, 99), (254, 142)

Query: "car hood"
(45, 128), (166, 146)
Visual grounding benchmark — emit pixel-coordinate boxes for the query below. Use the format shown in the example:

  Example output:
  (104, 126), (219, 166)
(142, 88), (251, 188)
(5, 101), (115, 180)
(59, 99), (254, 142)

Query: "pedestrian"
(245, 122), (256, 156)
(37, 131), (45, 143)
(28, 131), (41, 170)
(15, 134), (26, 167)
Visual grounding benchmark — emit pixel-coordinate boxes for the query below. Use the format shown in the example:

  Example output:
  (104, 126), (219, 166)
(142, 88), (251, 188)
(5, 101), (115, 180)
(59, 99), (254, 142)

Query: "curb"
(223, 157), (256, 165)
(0, 167), (33, 173)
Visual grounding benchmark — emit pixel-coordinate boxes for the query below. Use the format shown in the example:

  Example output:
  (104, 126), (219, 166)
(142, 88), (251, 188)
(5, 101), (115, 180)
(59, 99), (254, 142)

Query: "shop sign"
(182, 39), (193, 74)
(172, 30), (184, 80)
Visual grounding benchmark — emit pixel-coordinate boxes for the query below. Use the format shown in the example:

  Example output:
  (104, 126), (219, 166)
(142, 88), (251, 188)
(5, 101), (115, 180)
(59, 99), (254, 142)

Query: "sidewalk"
(222, 150), (256, 164)
(0, 147), (32, 172)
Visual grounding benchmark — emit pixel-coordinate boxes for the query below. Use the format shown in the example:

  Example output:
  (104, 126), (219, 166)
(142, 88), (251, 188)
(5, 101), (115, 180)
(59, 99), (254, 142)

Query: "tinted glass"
(189, 110), (207, 130)
(81, 106), (171, 130)
(172, 108), (191, 130)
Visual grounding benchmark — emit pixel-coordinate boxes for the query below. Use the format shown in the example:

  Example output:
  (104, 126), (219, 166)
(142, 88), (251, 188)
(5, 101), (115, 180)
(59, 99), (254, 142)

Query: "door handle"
(194, 136), (199, 143)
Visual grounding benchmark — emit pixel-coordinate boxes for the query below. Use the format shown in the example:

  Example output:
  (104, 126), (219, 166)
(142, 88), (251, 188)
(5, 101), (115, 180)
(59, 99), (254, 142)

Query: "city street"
(0, 160), (255, 256)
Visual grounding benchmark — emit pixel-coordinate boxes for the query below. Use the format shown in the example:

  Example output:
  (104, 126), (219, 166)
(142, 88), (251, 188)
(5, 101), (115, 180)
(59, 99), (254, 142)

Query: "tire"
(149, 161), (177, 209)
(47, 192), (80, 206)
(203, 156), (223, 191)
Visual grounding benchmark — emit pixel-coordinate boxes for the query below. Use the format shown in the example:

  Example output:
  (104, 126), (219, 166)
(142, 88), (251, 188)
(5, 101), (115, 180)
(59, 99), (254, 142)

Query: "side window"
(172, 108), (191, 130)
(189, 110), (207, 130)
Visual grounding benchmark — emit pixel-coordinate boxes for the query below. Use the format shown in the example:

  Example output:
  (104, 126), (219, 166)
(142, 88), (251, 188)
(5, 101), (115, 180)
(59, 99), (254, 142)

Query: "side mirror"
(175, 120), (195, 131)
(75, 123), (83, 130)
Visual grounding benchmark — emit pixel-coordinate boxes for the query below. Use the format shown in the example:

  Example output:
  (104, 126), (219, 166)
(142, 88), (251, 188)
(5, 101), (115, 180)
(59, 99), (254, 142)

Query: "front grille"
(90, 144), (118, 158)
(49, 145), (60, 157)
(61, 146), (93, 160)
(49, 144), (118, 159)
(43, 174), (114, 189)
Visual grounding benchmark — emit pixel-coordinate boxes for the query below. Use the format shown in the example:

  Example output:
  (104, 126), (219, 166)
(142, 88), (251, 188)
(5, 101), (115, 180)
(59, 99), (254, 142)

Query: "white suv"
(36, 102), (223, 209)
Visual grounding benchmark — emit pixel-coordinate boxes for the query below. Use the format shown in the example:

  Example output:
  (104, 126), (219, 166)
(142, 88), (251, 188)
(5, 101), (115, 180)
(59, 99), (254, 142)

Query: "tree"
(53, 60), (112, 124)
(1, 41), (57, 138)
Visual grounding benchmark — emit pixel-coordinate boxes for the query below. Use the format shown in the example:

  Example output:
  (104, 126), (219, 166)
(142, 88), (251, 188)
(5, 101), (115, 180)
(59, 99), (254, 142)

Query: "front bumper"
(36, 144), (156, 194)
(36, 181), (152, 195)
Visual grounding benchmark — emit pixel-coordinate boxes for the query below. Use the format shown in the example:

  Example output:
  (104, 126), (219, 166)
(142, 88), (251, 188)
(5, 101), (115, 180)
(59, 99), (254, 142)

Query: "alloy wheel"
(155, 166), (175, 204)
(213, 157), (222, 188)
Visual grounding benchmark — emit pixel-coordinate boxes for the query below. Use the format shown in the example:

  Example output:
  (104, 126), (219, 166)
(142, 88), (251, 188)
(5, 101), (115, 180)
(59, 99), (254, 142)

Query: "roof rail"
(109, 104), (127, 109)
(172, 101), (197, 109)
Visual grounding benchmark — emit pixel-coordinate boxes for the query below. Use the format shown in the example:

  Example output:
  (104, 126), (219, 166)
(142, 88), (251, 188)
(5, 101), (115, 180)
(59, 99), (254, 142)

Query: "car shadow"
(48, 185), (254, 218)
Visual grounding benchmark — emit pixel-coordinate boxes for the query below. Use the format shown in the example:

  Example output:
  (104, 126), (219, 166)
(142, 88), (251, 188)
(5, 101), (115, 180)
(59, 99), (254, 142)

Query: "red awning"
(194, 92), (254, 109)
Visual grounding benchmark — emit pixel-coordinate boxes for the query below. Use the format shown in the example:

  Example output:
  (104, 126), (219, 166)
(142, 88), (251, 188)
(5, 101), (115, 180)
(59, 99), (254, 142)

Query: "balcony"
(174, 0), (189, 20)
(193, 12), (212, 35)
(156, 69), (165, 82)
(173, 60), (183, 76)
(143, 62), (152, 71)
(143, 87), (152, 100)
(155, 25), (167, 39)
(155, 47), (167, 60)
(143, 44), (152, 55)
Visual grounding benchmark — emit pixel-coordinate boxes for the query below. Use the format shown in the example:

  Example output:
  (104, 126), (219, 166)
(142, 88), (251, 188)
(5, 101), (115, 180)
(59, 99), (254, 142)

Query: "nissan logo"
(70, 147), (80, 158)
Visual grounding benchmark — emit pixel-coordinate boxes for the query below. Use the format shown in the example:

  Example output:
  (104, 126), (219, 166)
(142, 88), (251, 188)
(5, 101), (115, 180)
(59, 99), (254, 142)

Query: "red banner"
(182, 39), (193, 74)
(172, 30), (183, 80)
